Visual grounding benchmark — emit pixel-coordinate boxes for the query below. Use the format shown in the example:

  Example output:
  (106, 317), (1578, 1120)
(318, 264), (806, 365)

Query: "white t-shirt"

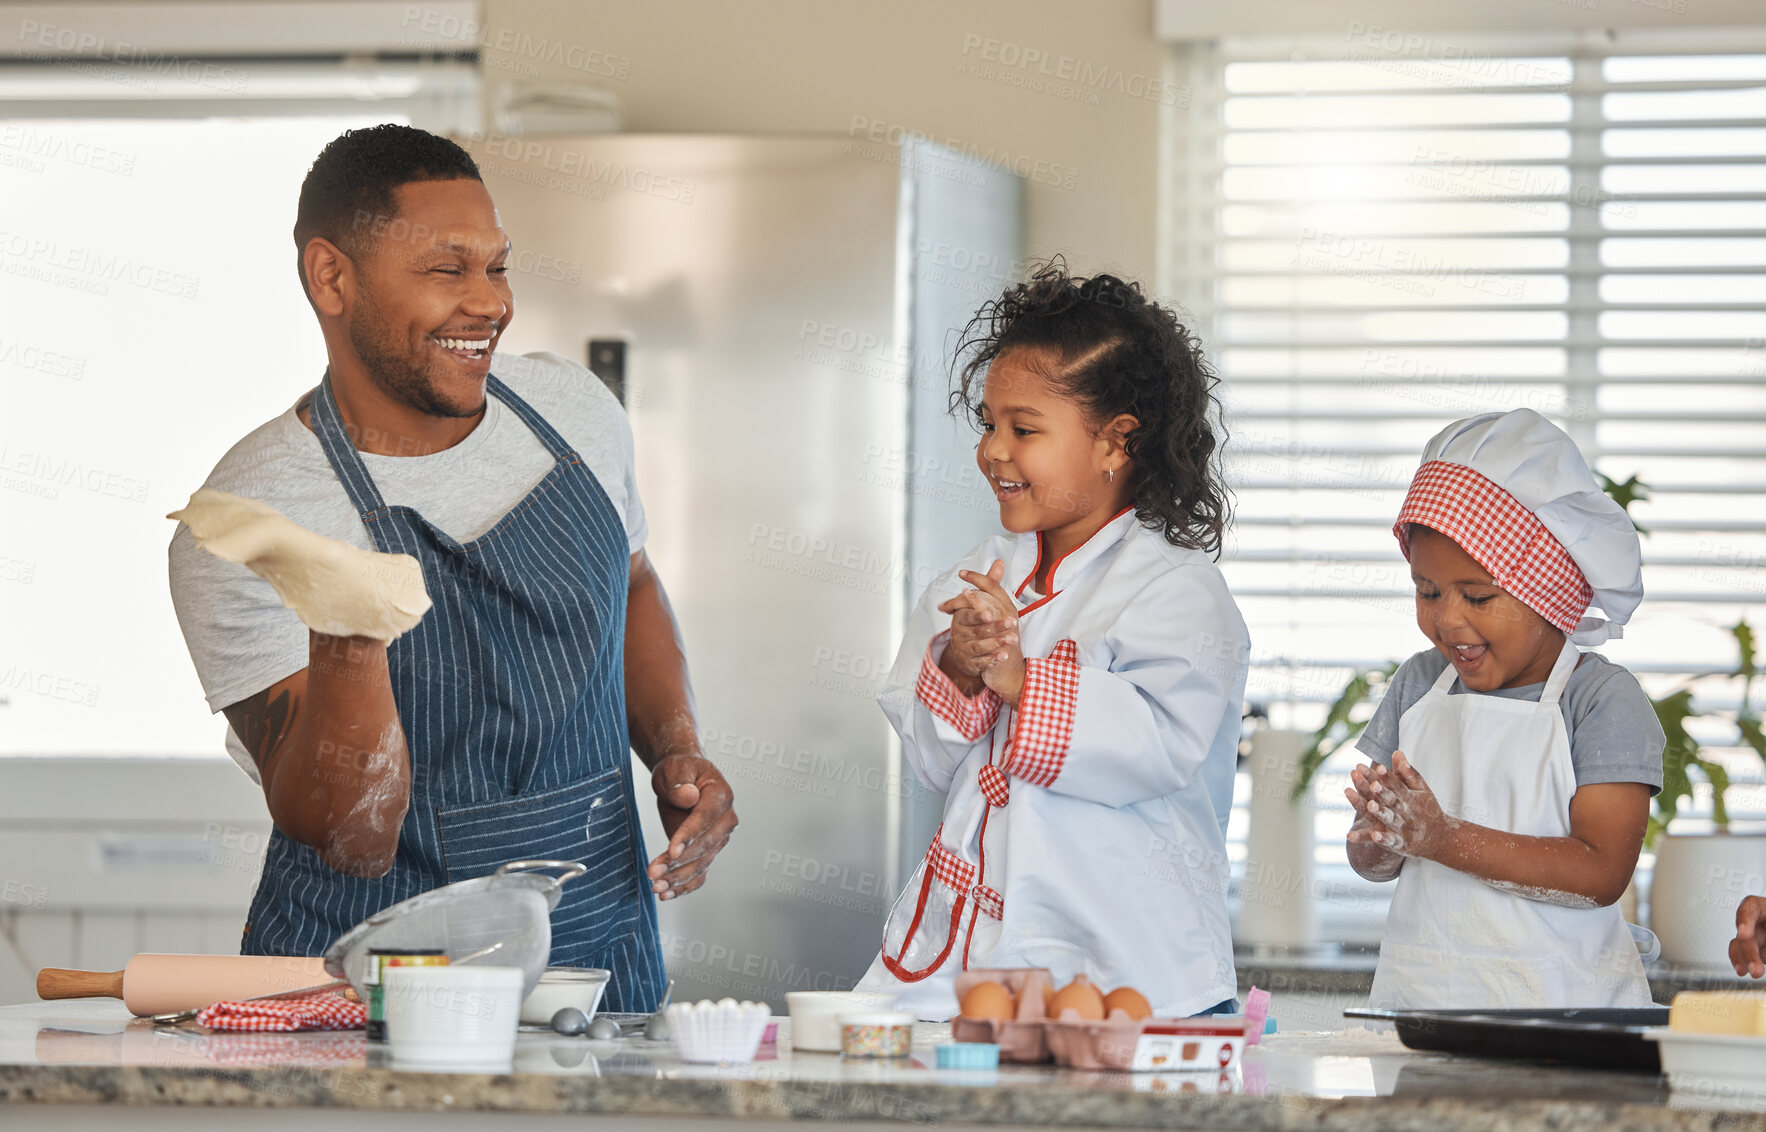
(167, 350), (647, 779)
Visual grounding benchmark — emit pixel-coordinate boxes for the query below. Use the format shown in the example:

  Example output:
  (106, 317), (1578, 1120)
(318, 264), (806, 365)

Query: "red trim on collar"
(1013, 505), (1136, 601)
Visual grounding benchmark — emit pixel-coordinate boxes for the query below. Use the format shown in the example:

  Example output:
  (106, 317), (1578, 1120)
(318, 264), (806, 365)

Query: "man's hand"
(646, 754), (738, 900)
(1732, 895), (1766, 978)
(935, 559), (1021, 698)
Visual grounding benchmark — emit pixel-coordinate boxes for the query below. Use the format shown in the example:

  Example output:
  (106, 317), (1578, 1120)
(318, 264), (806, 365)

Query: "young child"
(854, 263), (1249, 1020)
(1349, 408), (1664, 1009)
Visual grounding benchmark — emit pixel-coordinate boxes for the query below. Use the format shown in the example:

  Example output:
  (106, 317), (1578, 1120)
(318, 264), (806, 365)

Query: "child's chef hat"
(1394, 408), (1642, 645)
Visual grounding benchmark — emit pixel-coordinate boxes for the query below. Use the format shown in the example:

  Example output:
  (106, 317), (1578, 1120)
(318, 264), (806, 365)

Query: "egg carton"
(1046, 1016), (1252, 1072)
(951, 967), (1253, 1070)
(950, 967), (1056, 1063)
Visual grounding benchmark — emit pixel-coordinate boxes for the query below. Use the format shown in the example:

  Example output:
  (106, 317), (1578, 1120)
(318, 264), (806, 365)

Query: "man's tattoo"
(242, 689), (299, 762)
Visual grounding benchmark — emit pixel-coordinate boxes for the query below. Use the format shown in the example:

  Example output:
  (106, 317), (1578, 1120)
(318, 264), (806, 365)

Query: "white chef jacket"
(856, 508), (1248, 1019)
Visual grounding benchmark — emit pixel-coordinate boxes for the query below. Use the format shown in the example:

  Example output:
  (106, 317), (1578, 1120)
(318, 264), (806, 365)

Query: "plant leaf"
(1290, 662), (1398, 803)
(1648, 688), (1700, 848)
(1596, 471), (1651, 535)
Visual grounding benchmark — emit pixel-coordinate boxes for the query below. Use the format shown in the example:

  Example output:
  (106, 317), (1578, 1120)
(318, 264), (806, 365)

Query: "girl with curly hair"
(855, 261), (1249, 1020)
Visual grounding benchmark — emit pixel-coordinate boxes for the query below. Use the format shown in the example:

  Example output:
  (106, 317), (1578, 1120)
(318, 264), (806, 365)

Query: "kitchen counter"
(3, 1000), (1764, 1131)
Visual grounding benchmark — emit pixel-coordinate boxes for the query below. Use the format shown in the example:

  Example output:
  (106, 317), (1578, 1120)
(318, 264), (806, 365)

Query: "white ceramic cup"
(785, 991), (899, 1051)
(383, 965), (525, 1067)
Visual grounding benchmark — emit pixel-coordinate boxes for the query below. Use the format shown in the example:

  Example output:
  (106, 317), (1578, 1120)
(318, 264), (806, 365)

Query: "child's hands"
(956, 564), (1027, 705)
(935, 559), (1019, 697)
(1346, 752), (1458, 861)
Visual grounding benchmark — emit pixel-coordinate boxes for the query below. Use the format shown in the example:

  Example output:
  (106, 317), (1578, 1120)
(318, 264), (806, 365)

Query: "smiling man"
(167, 124), (734, 1012)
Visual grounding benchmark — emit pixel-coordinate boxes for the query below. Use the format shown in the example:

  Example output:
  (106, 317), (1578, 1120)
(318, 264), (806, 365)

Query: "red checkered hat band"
(1395, 461), (1592, 635)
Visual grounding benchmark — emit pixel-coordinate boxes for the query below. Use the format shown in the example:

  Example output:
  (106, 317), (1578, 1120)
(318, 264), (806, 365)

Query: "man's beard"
(347, 278), (483, 419)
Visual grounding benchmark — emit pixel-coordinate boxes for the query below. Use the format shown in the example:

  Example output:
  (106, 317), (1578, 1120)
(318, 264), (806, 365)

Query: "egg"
(959, 980), (1016, 1022)
(1046, 977), (1106, 1021)
(1102, 986), (1152, 1021)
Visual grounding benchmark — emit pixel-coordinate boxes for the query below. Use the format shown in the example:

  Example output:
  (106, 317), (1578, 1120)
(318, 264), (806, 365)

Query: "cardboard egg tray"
(950, 967), (1252, 1070)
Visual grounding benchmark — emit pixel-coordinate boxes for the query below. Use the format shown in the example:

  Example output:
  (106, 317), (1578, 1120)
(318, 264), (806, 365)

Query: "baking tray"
(1344, 1007), (1671, 1071)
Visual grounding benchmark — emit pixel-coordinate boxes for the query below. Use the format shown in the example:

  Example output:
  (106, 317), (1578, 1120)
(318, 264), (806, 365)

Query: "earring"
(1107, 467), (1115, 483)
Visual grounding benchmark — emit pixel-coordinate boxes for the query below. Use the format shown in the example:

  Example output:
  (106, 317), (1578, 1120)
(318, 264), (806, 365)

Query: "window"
(1165, 29), (1766, 940)
(1, 52), (479, 756)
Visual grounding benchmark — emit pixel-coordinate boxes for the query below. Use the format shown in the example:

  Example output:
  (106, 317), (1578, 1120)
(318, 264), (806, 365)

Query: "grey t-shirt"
(1354, 647), (1665, 795)
(168, 350), (646, 780)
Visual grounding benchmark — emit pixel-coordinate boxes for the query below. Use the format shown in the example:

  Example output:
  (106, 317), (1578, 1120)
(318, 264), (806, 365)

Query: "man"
(168, 124), (734, 1012)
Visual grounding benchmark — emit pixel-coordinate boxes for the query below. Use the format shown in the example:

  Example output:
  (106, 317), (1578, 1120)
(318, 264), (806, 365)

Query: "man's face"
(344, 178), (514, 418)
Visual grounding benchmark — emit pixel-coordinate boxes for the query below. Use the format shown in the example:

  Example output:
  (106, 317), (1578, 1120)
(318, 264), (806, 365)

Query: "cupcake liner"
(666, 999), (772, 1064)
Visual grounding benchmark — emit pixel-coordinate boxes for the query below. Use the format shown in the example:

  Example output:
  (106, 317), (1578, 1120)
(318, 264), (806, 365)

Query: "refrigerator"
(459, 134), (1022, 1007)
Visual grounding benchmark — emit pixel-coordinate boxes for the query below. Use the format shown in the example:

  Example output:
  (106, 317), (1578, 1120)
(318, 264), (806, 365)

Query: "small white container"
(666, 998), (771, 1064)
(1645, 1027), (1766, 1102)
(785, 990), (898, 1052)
(383, 965), (524, 1068)
(519, 967), (611, 1025)
(841, 1011), (914, 1058)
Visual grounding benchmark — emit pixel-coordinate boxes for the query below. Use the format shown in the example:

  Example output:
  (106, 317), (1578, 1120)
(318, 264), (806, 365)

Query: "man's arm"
(625, 549), (737, 900)
(222, 632), (410, 878)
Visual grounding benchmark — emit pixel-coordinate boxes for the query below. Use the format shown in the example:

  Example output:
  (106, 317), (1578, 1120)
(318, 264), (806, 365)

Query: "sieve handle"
(494, 859), (587, 892)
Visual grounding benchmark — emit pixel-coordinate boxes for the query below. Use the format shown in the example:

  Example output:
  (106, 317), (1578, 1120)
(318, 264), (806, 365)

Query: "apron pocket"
(879, 832), (973, 983)
(436, 767), (643, 958)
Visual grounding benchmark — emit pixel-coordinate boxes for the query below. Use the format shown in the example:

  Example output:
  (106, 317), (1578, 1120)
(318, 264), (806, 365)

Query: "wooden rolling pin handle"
(37, 968), (125, 1001)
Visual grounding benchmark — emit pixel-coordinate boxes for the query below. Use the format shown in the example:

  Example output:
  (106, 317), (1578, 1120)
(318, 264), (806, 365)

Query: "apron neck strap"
(309, 373), (560, 520)
(1424, 632), (1580, 702)
(310, 372), (387, 517)
(1538, 634), (1579, 706)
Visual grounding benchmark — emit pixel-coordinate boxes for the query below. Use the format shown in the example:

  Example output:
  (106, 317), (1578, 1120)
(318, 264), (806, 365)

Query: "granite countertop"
(4, 1000), (1765, 1128)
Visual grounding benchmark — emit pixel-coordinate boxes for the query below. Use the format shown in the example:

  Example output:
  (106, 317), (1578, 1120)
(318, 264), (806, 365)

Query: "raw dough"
(169, 488), (432, 641)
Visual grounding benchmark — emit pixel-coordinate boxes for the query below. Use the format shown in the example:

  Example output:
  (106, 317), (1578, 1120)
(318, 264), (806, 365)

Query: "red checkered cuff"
(1397, 460), (1592, 635)
(1005, 639), (1081, 787)
(926, 826), (977, 893)
(917, 633), (1002, 742)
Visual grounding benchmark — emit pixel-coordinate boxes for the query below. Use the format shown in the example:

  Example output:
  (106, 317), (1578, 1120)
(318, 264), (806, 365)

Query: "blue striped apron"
(239, 373), (668, 1013)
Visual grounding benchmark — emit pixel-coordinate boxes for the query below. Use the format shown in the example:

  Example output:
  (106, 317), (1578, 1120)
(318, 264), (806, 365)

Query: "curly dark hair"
(951, 259), (1231, 556)
(293, 123), (483, 302)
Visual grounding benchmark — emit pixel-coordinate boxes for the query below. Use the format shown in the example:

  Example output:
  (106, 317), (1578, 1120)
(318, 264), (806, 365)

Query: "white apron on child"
(1369, 640), (1656, 1009)
(853, 509), (1248, 1020)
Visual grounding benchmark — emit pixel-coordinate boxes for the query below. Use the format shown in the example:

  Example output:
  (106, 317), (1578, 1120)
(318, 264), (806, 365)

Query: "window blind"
(1164, 29), (1766, 939)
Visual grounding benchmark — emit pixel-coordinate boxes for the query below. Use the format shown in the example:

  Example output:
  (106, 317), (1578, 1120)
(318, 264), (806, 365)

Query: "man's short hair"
(293, 123), (482, 300)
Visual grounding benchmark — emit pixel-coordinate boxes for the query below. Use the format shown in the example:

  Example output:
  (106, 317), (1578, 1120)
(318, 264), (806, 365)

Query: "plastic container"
(936, 1042), (1001, 1069)
(785, 990), (898, 1052)
(518, 967), (610, 1025)
(841, 1011), (914, 1058)
(365, 949), (448, 1042)
(1645, 1028), (1766, 1100)
(950, 967), (1056, 1063)
(667, 999), (772, 1064)
(382, 965), (524, 1068)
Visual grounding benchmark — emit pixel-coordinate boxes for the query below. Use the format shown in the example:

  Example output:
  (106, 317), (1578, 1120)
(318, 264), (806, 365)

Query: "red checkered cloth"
(1005, 639), (1081, 787)
(195, 991), (367, 1033)
(925, 826), (977, 893)
(917, 633), (1002, 741)
(972, 885), (1004, 920)
(1396, 460), (1592, 635)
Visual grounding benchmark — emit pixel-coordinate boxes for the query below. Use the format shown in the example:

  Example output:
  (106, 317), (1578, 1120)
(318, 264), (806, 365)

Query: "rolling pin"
(37, 953), (332, 1017)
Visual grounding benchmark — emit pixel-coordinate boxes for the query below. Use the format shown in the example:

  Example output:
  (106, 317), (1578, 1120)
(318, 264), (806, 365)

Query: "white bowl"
(519, 967), (611, 1026)
(785, 990), (898, 1052)
(384, 965), (524, 1068)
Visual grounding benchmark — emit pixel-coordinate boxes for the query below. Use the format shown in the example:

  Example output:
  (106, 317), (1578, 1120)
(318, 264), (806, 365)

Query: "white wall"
(478, 0), (1169, 286)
